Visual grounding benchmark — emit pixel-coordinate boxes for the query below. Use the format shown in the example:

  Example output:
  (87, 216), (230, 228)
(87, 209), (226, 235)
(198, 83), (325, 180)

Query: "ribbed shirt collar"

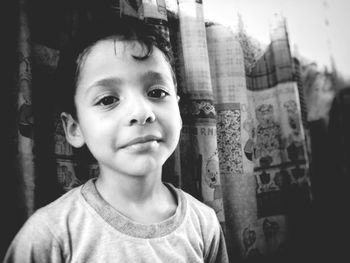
(81, 178), (187, 239)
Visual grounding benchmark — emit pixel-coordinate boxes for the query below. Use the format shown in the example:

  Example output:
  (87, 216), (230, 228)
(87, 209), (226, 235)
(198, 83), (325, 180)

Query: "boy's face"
(65, 39), (182, 177)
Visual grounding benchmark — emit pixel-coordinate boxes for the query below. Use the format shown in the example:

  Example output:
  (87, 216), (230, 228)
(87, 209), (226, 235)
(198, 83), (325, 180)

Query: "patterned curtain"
(243, 17), (312, 261)
(5, 0), (313, 262)
(206, 23), (257, 260)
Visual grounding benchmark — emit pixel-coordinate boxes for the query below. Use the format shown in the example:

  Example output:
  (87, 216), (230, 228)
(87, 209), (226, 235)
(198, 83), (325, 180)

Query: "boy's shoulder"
(30, 184), (86, 225)
(169, 184), (218, 223)
(7, 184), (86, 249)
(170, 184), (223, 257)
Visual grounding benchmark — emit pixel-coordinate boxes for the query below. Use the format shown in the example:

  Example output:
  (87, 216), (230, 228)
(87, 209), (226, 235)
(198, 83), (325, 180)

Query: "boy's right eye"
(96, 96), (119, 106)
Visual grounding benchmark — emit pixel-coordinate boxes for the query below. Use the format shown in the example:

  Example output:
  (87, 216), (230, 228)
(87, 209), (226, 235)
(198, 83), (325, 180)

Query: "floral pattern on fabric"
(254, 104), (282, 167)
(216, 109), (243, 174)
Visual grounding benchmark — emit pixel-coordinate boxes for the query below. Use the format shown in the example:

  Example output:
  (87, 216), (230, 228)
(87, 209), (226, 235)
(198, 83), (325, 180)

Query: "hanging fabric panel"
(246, 17), (312, 258)
(177, 0), (225, 226)
(206, 24), (258, 261)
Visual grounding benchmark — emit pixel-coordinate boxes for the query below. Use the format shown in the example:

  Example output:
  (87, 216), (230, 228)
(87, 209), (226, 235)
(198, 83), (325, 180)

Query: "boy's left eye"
(148, 88), (169, 99)
(96, 96), (119, 106)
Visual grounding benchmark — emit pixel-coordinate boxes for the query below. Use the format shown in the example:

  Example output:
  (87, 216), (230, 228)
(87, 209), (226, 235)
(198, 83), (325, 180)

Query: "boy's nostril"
(130, 114), (156, 126)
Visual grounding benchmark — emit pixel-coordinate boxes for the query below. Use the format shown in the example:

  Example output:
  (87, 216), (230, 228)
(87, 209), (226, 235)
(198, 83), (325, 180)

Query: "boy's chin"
(117, 156), (166, 177)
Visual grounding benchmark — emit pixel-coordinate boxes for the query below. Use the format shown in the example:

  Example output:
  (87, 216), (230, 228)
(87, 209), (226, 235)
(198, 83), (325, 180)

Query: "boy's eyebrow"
(85, 78), (123, 95)
(141, 71), (173, 84)
(84, 71), (173, 97)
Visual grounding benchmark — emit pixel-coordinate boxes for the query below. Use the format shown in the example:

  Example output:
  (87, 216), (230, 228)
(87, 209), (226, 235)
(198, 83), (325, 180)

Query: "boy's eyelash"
(95, 95), (119, 106)
(148, 87), (170, 98)
(93, 86), (170, 107)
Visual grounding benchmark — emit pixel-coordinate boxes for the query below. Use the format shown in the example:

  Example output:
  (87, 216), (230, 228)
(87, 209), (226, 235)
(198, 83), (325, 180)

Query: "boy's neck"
(96, 168), (163, 202)
(94, 168), (177, 224)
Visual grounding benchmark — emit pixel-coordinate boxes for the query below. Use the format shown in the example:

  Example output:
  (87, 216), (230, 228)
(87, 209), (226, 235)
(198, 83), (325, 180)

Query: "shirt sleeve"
(3, 211), (63, 263)
(205, 213), (229, 263)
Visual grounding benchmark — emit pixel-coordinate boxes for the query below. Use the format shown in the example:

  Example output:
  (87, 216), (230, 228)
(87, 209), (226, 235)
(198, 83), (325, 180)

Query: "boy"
(4, 16), (228, 262)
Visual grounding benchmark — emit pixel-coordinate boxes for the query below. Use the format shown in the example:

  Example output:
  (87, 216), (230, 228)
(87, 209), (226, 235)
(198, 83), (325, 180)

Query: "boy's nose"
(128, 98), (156, 126)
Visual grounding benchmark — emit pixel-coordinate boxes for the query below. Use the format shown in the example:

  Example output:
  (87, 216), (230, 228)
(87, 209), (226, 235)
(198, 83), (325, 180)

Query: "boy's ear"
(60, 112), (85, 148)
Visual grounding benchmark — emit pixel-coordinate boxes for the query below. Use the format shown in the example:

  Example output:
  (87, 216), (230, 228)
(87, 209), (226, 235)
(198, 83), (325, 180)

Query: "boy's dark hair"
(54, 15), (175, 119)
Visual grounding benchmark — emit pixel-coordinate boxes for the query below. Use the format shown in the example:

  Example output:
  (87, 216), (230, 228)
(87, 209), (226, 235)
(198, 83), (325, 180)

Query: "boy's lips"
(121, 135), (162, 148)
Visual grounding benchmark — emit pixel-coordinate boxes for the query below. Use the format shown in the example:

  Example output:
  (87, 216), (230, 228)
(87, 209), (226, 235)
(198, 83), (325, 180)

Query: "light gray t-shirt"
(4, 179), (228, 263)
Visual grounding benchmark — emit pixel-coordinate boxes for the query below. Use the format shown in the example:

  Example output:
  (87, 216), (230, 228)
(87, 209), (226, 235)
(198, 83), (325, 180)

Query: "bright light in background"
(203, 0), (350, 79)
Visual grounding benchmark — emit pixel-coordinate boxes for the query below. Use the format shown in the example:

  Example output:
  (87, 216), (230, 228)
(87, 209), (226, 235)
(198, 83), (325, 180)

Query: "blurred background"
(204, 0), (350, 83)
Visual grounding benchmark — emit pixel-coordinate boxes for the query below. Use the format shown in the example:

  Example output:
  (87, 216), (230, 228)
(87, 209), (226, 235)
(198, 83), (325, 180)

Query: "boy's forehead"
(79, 38), (169, 70)
(80, 38), (143, 62)
(76, 38), (175, 88)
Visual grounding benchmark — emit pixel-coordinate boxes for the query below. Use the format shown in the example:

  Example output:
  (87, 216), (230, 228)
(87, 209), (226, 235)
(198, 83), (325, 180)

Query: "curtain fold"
(7, 0), (313, 262)
(17, 0), (35, 218)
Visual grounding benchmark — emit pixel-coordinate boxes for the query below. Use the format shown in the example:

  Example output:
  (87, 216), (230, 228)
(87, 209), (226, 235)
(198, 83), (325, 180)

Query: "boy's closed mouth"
(122, 135), (162, 148)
